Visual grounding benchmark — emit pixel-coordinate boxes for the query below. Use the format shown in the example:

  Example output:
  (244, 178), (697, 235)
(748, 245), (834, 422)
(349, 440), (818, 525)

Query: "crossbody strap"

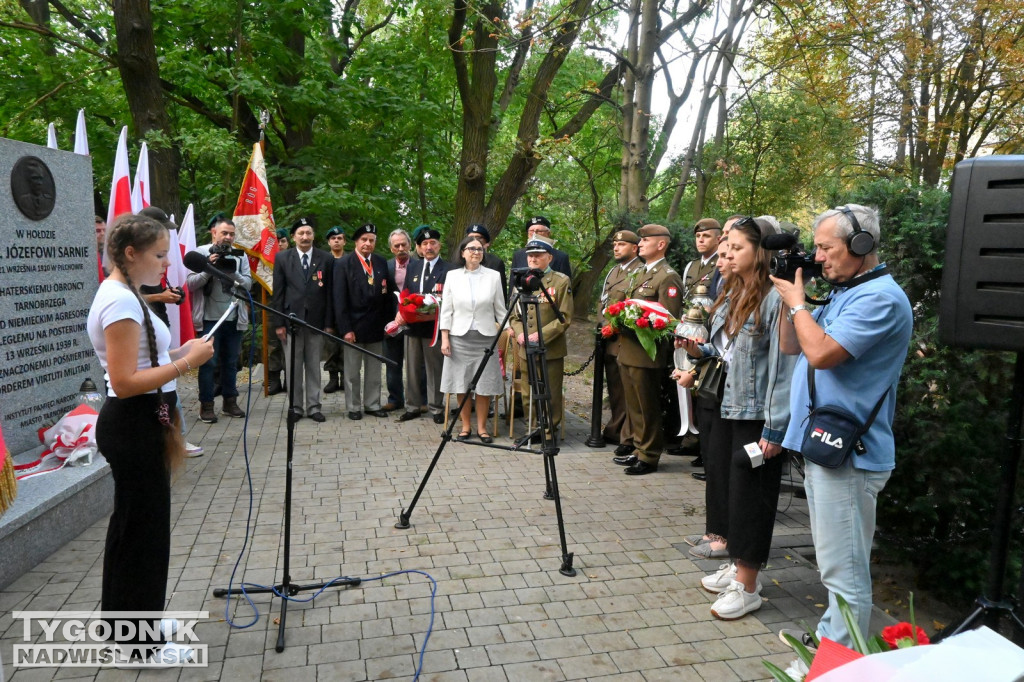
(808, 364), (891, 433)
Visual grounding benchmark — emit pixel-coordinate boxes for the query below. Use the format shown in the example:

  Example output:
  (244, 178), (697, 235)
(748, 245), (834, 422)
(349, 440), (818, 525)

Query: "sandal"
(478, 432), (494, 444)
(456, 431), (471, 441)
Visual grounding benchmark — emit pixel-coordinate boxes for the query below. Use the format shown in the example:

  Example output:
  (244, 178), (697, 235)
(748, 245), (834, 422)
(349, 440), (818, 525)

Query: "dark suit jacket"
(334, 252), (390, 344)
(481, 251), (508, 301)
(511, 248), (572, 279)
(271, 247), (333, 330)
(404, 256), (449, 339)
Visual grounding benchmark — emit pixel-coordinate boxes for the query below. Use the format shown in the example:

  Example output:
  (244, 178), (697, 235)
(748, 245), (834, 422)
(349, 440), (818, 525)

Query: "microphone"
(184, 250), (247, 287)
(761, 232), (798, 251)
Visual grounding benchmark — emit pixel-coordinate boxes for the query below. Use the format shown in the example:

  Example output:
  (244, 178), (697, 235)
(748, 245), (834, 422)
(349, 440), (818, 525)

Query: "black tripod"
(933, 352), (1024, 644)
(211, 284), (397, 652)
(394, 274), (577, 577)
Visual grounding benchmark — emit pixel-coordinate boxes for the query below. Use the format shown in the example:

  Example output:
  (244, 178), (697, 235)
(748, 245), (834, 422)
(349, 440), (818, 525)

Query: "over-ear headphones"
(837, 205), (875, 256)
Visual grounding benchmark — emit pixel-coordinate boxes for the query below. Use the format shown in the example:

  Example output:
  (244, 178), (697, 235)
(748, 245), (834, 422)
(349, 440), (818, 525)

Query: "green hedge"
(849, 179), (1017, 605)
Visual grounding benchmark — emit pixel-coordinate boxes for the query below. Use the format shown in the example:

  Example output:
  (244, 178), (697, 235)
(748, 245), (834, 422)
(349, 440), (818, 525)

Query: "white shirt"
(88, 279), (175, 396)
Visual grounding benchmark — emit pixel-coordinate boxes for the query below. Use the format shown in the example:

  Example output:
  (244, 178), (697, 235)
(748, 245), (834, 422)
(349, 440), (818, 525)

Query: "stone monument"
(0, 137), (111, 589)
(0, 138), (103, 456)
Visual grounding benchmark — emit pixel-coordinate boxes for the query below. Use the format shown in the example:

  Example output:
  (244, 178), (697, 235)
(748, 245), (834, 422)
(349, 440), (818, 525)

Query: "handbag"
(691, 355), (725, 402)
(800, 365), (890, 468)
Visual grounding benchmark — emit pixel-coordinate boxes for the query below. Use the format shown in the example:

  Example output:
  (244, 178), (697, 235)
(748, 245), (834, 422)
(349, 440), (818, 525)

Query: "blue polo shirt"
(782, 270), (912, 471)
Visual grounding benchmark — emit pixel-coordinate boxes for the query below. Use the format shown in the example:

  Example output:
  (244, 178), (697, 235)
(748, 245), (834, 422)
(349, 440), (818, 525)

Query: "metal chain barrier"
(563, 346), (597, 377)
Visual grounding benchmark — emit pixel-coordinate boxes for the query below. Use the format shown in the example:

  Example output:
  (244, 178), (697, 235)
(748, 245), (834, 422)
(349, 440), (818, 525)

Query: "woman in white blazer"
(439, 235), (507, 442)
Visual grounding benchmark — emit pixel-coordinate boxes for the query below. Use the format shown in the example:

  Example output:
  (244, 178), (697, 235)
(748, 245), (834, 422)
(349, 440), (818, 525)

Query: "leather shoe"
(625, 460), (658, 475)
(367, 409), (390, 418)
(613, 454), (639, 466)
(614, 443), (635, 457)
(397, 411), (420, 422)
(692, 472), (707, 481)
(382, 402), (403, 412)
(691, 456), (704, 468)
(432, 413), (445, 424)
(308, 412), (326, 423)
(287, 409), (303, 424)
(347, 411), (362, 421)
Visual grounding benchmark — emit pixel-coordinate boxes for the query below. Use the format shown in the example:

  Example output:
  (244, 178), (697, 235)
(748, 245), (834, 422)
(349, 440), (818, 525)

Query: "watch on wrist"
(787, 304), (809, 322)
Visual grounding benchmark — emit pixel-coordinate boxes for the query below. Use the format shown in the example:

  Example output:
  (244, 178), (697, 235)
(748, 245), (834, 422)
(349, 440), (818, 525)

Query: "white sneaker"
(701, 562), (737, 593)
(159, 618), (180, 638)
(710, 579), (762, 620)
(185, 442), (203, 457)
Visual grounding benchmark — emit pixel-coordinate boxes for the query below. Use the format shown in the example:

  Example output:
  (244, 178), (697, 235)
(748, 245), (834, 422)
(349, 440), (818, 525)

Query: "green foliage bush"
(849, 179), (1017, 605)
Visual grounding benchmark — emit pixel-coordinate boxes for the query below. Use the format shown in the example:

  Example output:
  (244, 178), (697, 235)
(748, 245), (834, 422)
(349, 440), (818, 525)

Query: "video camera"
(763, 232), (822, 282)
(510, 267), (547, 293)
(209, 243), (245, 275)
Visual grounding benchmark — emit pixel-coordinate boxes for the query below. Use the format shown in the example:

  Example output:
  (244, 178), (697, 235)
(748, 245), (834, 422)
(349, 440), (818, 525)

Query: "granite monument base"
(0, 451), (112, 590)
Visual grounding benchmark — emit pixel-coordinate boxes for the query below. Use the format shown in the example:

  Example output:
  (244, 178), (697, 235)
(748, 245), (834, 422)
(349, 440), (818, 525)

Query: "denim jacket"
(698, 288), (796, 444)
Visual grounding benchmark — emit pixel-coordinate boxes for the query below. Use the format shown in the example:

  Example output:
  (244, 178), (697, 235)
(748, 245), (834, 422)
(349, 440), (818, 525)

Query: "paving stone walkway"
(1, 371), (893, 681)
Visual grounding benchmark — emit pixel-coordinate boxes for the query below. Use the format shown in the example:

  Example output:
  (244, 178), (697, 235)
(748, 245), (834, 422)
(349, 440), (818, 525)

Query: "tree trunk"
(618, 0), (641, 208)
(623, 0), (659, 214)
(112, 0), (182, 217)
(448, 0), (503, 256)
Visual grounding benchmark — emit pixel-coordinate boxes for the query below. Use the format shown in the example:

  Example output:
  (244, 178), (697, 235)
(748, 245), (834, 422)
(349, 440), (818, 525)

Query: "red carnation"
(607, 301), (625, 316)
(652, 317), (667, 330)
(635, 316), (650, 329)
(601, 325), (615, 338)
(881, 622), (930, 649)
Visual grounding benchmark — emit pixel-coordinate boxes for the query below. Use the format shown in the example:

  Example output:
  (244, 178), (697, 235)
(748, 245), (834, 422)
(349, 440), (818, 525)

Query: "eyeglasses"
(464, 246), (484, 252)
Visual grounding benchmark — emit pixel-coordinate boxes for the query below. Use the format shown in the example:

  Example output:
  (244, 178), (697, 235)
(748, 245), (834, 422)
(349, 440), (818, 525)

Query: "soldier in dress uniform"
(323, 225), (347, 394)
(612, 224), (685, 475)
(682, 218), (722, 295)
(509, 237), (573, 440)
(600, 230), (643, 449)
(333, 223), (391, 420)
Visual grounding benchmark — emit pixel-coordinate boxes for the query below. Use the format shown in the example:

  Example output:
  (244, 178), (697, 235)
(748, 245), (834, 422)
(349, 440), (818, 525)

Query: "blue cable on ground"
(217, 294), (438, 679)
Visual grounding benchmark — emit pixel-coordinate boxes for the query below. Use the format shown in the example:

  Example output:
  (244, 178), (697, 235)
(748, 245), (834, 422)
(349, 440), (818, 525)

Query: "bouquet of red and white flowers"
(601, 298), (679, 360)
(385, 289), (443, 339)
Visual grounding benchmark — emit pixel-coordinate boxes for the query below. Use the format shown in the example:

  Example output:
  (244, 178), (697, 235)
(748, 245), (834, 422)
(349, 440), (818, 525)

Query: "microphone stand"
(210, 282), (397, 652)
(394, 280), (577, 577)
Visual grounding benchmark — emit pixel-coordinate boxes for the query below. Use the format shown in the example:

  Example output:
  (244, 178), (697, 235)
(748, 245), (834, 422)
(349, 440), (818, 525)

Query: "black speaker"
(940, 156), (1024, 351)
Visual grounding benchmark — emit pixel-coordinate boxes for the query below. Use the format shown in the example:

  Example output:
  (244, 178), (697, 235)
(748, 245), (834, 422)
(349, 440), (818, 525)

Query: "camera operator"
(771, 204), (912, 650)
(186, 216), (252, 423)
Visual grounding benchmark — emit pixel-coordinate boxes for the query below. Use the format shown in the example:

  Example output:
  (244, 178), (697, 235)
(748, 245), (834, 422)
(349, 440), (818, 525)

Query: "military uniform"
(682, 254), (718, 298)
(510, 269), (573, 435)
(601, 254), (644, 444)
(618, 258), (684, 465)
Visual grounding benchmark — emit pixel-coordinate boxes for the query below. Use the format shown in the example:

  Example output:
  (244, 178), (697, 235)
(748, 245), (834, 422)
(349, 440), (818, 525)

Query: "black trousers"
(700, 397), (730, 540)
(724, 418), (784, 569)
(96, 392), (173, 645)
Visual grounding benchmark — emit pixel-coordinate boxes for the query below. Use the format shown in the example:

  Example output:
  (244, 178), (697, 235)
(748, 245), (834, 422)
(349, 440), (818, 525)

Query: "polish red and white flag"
(130, 142), (150, 212)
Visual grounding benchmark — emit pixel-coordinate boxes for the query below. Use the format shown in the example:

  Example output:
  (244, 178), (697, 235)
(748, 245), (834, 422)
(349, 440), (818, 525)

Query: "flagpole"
(259, 109), (271, 397)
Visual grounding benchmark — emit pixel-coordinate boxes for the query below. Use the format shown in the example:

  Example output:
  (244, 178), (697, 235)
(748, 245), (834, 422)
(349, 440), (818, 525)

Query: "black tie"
(302, 253), (309, 274)
(425, 261), (431, 278)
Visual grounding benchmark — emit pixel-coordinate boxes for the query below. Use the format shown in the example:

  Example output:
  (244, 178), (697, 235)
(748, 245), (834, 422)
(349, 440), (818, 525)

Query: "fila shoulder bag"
(800, 366), (891, 469)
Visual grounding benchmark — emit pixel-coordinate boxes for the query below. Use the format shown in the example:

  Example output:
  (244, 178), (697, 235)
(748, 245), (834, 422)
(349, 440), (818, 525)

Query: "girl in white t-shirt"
(87, 213), (213, 664)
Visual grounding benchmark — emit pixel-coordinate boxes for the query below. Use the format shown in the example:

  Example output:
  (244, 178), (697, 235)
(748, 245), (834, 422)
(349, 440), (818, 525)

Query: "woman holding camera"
(678, 216), (796, 620)
(439, 235), (507, 442)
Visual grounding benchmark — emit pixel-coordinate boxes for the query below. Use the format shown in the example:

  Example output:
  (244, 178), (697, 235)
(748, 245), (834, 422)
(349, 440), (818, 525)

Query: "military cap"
(639, 223), (672, 238)
(139, 206), (176, 231)
(694, 218), (722, 233)
(291, 216), (314, 234)
(524, 236), (554, 254)
(466, 224), (491, 242)
(326, 225), (346, 239)
(611, 230), (639, 245)
(352, 223), (376, 241)
(275, 227), (288, 240)
(526, 215), (551, 229)
(415, 226), (442, 244)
